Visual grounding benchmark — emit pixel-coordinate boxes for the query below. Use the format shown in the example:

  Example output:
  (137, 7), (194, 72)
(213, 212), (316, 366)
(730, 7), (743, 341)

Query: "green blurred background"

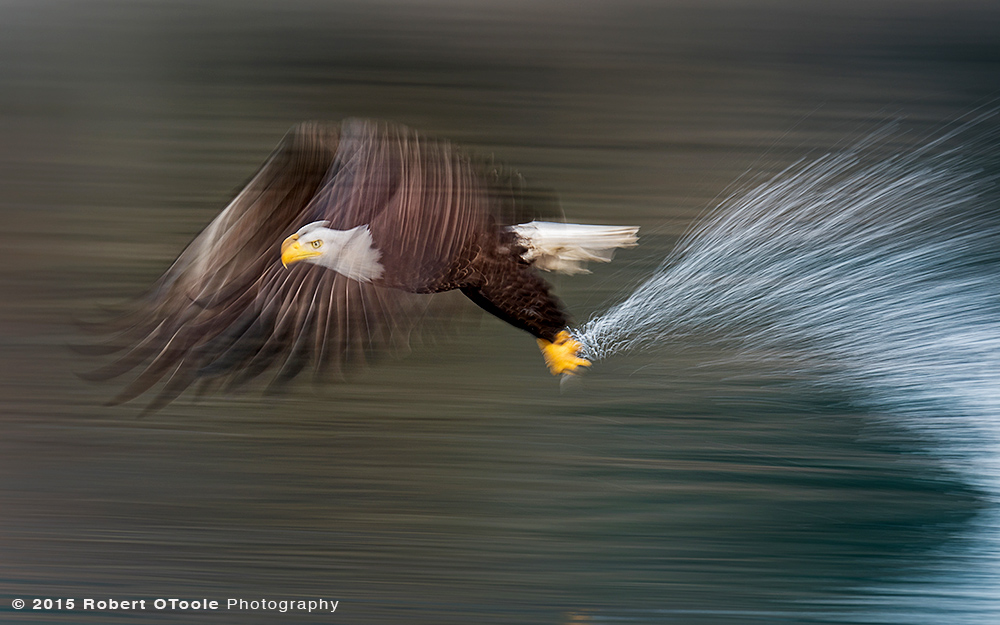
(2, 1), (999, 623)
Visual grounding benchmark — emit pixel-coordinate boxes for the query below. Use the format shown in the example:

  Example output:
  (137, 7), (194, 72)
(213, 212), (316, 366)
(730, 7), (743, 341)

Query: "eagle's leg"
(459, 264), (590, 375)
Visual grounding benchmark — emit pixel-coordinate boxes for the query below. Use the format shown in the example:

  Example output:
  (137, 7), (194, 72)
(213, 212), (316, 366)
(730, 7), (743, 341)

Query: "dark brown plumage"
(87, 118), (575, 409)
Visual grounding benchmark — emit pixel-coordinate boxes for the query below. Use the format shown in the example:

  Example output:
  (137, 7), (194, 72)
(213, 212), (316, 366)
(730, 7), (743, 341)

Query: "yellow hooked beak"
(280, 233), (322, 268)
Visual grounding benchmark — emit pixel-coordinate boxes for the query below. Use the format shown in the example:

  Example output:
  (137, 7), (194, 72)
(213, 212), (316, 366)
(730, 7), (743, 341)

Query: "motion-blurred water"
(2, 1), (1000, 624)
(579, 115), (1000, 488)
(575, 117), (1000, 623)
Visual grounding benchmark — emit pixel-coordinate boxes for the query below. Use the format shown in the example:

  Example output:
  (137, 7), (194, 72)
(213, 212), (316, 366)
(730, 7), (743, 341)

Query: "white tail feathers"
(508, 221), (639, 275)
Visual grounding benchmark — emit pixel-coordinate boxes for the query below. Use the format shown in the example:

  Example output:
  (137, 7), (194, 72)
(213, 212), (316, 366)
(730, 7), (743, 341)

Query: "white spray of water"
(576, 117), (1000, 493)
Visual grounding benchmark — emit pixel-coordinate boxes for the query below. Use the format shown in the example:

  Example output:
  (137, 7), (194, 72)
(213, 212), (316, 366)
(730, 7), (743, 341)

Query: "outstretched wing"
(85, 122), (429, 411)
(301, 119), (489, 290)
(163, 122), (337, 306)
(300, 119), (565, 290)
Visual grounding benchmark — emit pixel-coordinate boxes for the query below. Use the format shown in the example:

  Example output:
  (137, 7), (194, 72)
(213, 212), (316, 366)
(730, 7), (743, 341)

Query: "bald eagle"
(88, 119), (637, 410)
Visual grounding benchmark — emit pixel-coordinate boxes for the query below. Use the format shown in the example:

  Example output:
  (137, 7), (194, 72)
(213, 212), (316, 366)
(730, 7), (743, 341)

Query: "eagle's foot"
(537, 330), (591, 376)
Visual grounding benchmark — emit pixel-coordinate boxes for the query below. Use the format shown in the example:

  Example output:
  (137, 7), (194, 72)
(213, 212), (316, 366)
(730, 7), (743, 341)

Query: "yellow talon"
(537, 330), (591, 376)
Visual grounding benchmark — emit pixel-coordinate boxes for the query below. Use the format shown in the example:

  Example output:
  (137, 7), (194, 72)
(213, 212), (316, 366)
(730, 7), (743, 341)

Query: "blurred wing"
(302, 119), (565, 289)
(303, 119), (486, 289)
(86, 122), (428, 411)
(157, 122), (341, 309)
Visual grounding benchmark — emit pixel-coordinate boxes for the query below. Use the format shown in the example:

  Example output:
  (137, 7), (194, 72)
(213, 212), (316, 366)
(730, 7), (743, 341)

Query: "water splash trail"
(576, 114), (1000, 493)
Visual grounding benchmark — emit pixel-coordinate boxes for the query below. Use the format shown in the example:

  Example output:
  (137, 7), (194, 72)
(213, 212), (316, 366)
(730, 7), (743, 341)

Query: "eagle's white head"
(280, 221), (384, 282)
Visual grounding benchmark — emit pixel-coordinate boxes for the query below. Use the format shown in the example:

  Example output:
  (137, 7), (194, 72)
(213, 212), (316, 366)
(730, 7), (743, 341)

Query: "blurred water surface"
(2, 1), (1000, 623)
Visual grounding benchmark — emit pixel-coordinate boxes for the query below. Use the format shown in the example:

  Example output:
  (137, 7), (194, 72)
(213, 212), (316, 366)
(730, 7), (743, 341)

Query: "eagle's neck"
(313, 225), (385, 283)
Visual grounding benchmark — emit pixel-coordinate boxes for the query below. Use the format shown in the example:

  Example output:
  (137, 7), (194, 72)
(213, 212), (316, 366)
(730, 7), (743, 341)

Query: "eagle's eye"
(311, 240), (323, 249)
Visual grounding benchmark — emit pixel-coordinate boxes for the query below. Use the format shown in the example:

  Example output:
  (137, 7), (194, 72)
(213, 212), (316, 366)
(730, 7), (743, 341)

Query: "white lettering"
(81, 599), (146, 610)
(223, 597), (339, 612)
